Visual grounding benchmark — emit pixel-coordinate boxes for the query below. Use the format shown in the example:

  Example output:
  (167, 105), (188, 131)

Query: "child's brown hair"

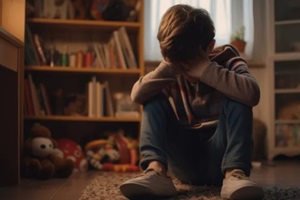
(157, 4), (215, 64)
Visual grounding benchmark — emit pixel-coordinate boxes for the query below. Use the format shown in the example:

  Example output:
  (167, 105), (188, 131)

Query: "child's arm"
(206, 60), (260, 106)
(131, 61), (179, 104)
(187, 58), (260, 107)
(181, 45), (260, 107)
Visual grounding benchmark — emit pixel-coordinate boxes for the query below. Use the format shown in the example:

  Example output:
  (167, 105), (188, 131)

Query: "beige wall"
(0, 0), (25, 42)
(0, 0), (2, 26)
(249, 67), (269, 124)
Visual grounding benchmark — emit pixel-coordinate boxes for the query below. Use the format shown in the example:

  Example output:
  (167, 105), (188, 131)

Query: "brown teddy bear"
(21, 124), (74, 179)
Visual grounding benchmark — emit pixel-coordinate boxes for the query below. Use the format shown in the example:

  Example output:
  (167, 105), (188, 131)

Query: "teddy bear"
(21, 124), (74, 179)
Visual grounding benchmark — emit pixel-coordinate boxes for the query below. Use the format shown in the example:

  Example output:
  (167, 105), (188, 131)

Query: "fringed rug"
(79, 172), (300, 200)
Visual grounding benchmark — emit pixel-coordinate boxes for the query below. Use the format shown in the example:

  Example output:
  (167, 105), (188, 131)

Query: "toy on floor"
(21, 124), (74, 179)
(56, 138), (88, 172)
(85, 130), (139, 172)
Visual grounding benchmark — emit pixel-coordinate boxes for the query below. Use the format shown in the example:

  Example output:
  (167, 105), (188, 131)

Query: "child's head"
(157, 4), (215, 64)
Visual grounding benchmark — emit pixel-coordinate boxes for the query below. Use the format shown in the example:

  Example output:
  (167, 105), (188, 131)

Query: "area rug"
(79, 172), (300, 200)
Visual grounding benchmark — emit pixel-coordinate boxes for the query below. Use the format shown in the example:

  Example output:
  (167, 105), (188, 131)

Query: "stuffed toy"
(102, 0), (131, 21)
(21, 124), (74, 179)
(70, 0), (89, 19)
(85, 136), (120, 170)
(56, 138), (88, 172)
(85, 130), (139, 172)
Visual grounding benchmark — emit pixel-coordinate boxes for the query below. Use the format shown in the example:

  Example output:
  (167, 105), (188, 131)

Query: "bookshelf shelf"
(25, 66), (142, 74)
(24, 115), (141, 122)
(26, 18), (141, 31)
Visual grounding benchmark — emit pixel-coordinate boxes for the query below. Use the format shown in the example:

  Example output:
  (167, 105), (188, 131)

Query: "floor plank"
(0, 160), (299, 200)
(0, 178), (67, 200)
(51, 171), (98, 200)
(251, 160), (300, 188)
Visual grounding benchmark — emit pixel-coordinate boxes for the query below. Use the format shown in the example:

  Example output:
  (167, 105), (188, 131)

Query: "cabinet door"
(274, 60), (300, 148)
(0, 29), (23, 186)
(274, 0), (300, 53)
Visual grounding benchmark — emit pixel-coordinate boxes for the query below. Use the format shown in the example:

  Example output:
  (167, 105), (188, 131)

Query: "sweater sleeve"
(199, 59), (260, 107)
(131, 61), (178, 104)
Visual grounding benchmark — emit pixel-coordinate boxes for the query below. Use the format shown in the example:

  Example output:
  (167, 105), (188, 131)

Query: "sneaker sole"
(120, 183), (162, 200)
(229, 186), (264, 200)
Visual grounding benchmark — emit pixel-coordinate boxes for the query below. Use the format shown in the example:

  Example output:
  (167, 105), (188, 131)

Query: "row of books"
(94, 27), (138, 70)
(87, 76), (114, 117)
(24, 74), (115, 117)
(24, 74), (52, 116)
(25, 25), (138, 69)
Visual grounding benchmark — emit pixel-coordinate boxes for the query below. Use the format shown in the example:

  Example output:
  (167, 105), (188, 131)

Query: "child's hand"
(179, 49), (211, 82)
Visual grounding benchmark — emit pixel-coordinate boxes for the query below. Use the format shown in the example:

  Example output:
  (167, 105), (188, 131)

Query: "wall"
(0, 0), (25, 42)
(249, 68), (268, 122)
(250, 0), (270, 127)
(0, 0), (2, 26)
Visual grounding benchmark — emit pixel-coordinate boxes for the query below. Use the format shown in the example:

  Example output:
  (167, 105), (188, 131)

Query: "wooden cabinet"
(24, 1), (144, 146)
(267, 0), (300, 159)
(0, 28), (23, 186)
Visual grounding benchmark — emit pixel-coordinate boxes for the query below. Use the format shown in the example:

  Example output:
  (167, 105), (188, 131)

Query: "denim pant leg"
(139, 94), (253, 185)
(139, 93), (222, 185)
(185, 97), (253, 184)
(139, 93), (173, 170)
(139, 93), (202, 171)
(212, 97), (253, 176)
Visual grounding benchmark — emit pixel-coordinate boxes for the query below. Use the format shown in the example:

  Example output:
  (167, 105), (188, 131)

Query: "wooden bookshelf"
(24, 0), (144, 142)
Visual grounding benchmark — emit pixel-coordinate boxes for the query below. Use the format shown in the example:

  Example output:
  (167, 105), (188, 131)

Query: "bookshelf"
(24, 1), (144, 146)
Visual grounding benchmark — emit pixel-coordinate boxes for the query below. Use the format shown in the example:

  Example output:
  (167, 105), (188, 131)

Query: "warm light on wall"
(1, 0), (25, 42)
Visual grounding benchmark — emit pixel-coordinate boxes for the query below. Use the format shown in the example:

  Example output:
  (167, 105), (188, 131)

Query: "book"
(87, 80), (94, 117)
(97, 43), (107, 68)
(28, 74), (42, 116)
(33, 34), (47, 65)
(118, 27), (138, 69)
(25, 25), (40, 66)
(36, 86), (47, 115)
(24, 79), (35, 116)
(113, 30), (127, 69)
(40, 83), (52, 115)
(108, 37), (117, 69)
(103, 43), (111, 68)
(93, 43), (104, 69)
(96, 81), (103, 117)
(87, 76), (98, 117)
(103, 81), (114, 117)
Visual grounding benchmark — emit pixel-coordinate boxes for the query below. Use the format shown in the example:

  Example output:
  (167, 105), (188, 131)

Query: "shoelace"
(230, 169), (248, 180)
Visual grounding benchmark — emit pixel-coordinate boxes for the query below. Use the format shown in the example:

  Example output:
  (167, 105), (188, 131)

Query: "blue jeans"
(139, 93), (253, 186)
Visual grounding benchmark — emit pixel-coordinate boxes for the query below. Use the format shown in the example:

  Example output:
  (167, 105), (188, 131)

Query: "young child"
(120, 4), (264, 200)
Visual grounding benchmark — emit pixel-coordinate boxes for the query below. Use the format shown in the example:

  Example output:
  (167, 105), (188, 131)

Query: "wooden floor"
(0, 160), (299, 200)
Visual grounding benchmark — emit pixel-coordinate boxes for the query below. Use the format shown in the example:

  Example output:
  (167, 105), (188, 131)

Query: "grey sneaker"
(119, 169), (177, 199)
(221, 169), (264, 200)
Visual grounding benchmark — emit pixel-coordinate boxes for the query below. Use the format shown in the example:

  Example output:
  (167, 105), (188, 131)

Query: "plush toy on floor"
(85, 130), (139, 172)
(56, 138), (88, 172)
(21, 124), (74, 179)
